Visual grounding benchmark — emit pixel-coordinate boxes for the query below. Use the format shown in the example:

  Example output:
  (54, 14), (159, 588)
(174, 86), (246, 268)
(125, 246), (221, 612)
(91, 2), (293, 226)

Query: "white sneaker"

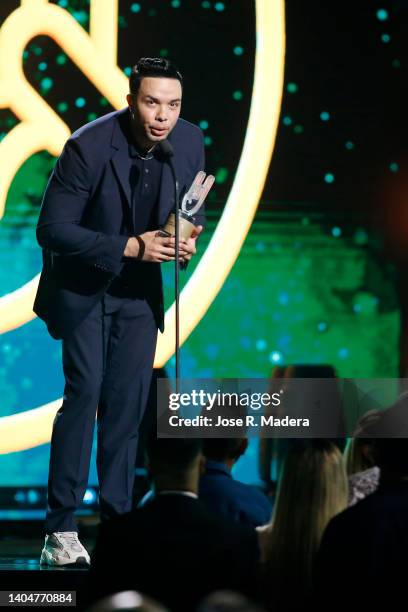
(40, 532), (91, 566)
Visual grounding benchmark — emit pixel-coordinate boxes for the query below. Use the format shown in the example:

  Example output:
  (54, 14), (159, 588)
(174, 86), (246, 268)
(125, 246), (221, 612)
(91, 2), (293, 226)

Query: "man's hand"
(124, 231), (190, 263)
(180, 225), (203, 264)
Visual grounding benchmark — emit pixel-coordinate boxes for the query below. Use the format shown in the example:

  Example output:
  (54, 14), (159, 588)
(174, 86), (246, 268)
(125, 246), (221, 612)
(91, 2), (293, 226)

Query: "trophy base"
(162, 213), (196, 240)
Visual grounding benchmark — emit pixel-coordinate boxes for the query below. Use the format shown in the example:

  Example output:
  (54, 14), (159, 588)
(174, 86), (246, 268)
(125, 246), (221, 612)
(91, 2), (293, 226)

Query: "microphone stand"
(158, 141), (212, 401)
(166, 158), (181, 395)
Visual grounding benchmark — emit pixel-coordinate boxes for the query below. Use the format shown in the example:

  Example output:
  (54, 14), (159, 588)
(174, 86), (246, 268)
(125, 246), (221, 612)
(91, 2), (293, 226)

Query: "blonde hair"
(262, 441), (348, 597)
(344, 438), (376, 475)
(344, 409), (381, 475)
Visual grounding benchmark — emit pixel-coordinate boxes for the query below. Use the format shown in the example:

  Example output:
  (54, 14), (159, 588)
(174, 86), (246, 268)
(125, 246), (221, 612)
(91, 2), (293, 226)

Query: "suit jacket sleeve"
(36, 137), (128, 276)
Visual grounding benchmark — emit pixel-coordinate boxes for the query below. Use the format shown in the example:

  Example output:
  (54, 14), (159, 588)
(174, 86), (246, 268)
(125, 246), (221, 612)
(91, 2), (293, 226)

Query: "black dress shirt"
(107, 141), (163, 298)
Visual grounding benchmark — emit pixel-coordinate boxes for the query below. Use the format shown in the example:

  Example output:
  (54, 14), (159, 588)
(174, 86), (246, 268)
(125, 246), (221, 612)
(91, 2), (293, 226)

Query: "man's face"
(127, 76), (182, 148)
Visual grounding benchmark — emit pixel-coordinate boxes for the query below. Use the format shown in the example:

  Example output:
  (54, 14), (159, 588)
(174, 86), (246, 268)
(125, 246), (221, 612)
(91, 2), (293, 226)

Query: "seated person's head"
(345, 409), (381, 475)
(146, 435), (204, 492)
(257, 440), (347, 606)
(87, 590), (169, 612)
(202, 438), (248, 468)
(264, 440), (347, 575)
(197, 590), (265, 612)
(362, 392), (408, 480)
(374, 438), (408, 479)
(275, 440), (347, 523)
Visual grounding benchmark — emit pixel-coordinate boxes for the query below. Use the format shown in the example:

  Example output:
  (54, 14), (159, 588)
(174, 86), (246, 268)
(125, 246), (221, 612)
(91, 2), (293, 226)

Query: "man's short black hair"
(374, 439), (408, 474)
(203, 438), (245, 462)
(146, 435), (202, 472)
(129, 57), (183, 95)
(362, 392), (408, 475)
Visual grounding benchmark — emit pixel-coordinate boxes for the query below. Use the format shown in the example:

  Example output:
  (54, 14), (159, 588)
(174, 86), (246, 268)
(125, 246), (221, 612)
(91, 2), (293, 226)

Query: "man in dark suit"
(89, 438), (260, 611)
(313, 395), (408, 611)
(199, 438), (272, 528)
(35, 58), (205, 565)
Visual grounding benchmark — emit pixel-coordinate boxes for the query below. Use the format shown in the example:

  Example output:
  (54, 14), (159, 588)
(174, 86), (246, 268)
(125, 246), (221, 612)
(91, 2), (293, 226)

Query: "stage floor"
(0, 525), (95, 609)
(0, 539), (93, 571)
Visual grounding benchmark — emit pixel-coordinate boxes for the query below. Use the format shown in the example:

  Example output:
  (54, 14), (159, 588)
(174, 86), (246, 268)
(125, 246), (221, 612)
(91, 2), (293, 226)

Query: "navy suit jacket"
(313, 481), (408, 610)
(33, 108), (205, 339)
(199, 460), (273, 528)
(89, 494), (260, 611)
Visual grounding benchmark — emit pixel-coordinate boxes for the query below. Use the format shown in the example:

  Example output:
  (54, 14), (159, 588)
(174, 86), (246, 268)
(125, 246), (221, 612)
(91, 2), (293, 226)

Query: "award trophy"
(161, 171), (215, 239)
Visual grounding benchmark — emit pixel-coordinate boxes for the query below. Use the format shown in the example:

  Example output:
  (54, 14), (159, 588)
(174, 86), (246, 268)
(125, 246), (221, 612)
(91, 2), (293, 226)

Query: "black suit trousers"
(45, 294), (158, 534)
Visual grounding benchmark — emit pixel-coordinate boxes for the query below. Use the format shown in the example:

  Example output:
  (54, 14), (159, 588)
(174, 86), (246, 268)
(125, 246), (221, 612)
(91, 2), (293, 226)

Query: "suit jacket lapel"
(110, 110), (133, 210)
(158, 162), (175, 226)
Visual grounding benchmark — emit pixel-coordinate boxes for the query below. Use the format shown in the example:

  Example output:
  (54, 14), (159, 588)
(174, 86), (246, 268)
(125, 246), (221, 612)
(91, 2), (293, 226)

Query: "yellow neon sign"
(0, 0), (285, 453)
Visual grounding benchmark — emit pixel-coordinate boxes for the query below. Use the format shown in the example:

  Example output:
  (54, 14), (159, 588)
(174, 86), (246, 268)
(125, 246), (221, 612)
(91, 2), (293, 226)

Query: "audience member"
(86, 590), (168, 612)
(345, 409), (381, 506)
(199, 438), (272, 528)
(89, 437), (260, 611)
(314, 393), (408, 610)
(197, 590), (266, 612)
(258, 440), (347, 611)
